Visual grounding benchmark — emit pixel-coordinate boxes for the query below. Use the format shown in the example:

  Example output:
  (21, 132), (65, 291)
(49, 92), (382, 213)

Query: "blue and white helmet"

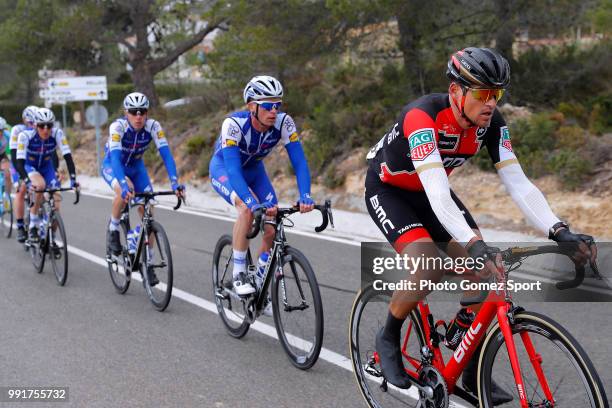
(123, 92), (150, 109)
(22, 105), (38, 123)
(243, 75), (283, 103)
(34, 108), (55, 124)
(0, 116), (7, 129)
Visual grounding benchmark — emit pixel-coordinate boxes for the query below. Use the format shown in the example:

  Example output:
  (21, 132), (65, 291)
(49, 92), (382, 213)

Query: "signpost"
(39, 74), (108, 176)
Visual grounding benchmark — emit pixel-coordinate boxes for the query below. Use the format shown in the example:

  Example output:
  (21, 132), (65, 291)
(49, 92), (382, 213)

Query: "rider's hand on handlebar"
(467, 239), (504, 281)
(251, 201), (277, 216)
(119, 180), (133, 202)
(298, 193), (314, 213)
(172, 183), (186, 200)
(552, 227), (597, 265)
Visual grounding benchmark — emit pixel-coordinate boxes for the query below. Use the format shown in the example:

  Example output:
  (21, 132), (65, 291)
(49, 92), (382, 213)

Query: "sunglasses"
(37, 123), (54, 129)
(468, 88), (505, 103)
(127, 108), (148, 116)
(254, 101), (282, 111)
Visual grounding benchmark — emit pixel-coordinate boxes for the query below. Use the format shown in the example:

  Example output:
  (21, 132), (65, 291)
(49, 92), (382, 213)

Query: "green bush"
(556, 125), (587, 149)
(186, 135), (207, 155)
(547, 149), (593, 189)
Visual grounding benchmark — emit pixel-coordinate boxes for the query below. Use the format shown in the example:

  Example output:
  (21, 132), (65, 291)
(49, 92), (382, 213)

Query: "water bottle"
(40, 213), (49, 240)
(444, 308), (475, 350)
(127, 225), (141, 254)
(255, 252), (270, 290)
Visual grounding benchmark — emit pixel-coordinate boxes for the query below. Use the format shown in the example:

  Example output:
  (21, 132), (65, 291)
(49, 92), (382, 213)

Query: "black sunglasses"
(127, 108), (148, 116)
(37, 123), (54, 129)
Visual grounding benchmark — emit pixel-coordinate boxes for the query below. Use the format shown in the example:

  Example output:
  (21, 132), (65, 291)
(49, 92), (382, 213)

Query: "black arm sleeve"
(10, 149), (17, 166)
(15, 159), (28, 180)
(63, 153), (76, 178)
(52, 150), (59, 170)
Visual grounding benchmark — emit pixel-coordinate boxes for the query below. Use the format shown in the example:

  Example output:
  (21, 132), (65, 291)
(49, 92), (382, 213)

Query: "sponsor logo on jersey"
(386, 123), (400, 144)
(442, 157), (467, 168)
(408, 128), (436, 161)
(157, 130), (166, 139)
(224, 139), (237, 147)
(476, 127), (487, 137)
(61, 138), (68, 145)
(284, 117), (296, 134)
(11, 136), (17, 142)
(17, 143), (24, 150)
(437, 130), (460, 151)
(500, 126), (512, 151)
(369, 195), (395, 234)
(397, 223), (423, 235)
(289, 132), (299, 142)
(111, 133), (121, 142)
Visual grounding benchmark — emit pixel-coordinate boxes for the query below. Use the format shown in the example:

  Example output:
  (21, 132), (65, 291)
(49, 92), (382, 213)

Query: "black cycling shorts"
(364, 168), (478, 251)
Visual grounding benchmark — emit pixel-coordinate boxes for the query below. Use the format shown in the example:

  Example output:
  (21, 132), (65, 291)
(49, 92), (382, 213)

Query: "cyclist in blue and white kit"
(10, 106), (38, 242)
(14, 108), (78, 243)
(0, 117), (11, 193)
(210, 75), (314, 298)
(103, 92), (184, 286)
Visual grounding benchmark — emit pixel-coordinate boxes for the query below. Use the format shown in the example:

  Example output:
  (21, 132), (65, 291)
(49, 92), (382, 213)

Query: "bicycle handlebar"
(29, 186), (80, 205)
(460, 244), (598, 306)
(133, 190), (183, 210)
(246, 200), (334, 239)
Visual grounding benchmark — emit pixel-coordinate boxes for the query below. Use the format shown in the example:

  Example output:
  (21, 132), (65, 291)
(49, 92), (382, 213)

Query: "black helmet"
(446, 47), (510, 88)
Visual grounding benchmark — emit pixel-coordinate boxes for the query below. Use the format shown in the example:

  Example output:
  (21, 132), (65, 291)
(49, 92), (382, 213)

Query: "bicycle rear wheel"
(107, 224), (131, 294)
(272, 247), (323, 370)
(142, 220), (173, 311)
(212, 234), (250, 338)
(0, 187), (13, 238)
(479, 310), (608, 408)
(49, 212), (68, 286)
(349, 286), (426, 407)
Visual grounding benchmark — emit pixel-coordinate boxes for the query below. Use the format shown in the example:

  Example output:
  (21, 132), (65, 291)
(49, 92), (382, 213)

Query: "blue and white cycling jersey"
(103, 117), (178, 188)
(10, 124), (31, 152)
(210, 110), (311, 208)
(16, 128), (71, 169)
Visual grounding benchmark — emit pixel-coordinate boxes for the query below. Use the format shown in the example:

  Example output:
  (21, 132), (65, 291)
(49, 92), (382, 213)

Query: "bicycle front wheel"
(0, 188), (13, 238)
(142, 220), (173, 312)
(49, 212), (68, 286)
(272, 247), (323, 370)
(349, 286), (426, 407)
(211, 234), (250, 338)
(479, 310), (608, 408)
(107, 224), (131, 294)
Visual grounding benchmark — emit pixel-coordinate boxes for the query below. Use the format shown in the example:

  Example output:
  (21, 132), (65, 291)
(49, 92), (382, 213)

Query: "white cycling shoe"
(233, 273), (256, 296)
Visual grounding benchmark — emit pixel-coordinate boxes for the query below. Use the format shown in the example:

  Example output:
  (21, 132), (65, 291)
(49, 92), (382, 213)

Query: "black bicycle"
(0, 171), (12, 238)
(106, 191), (183, 312)
(25, 186), (80, 286)
(212, 200), (333, 370)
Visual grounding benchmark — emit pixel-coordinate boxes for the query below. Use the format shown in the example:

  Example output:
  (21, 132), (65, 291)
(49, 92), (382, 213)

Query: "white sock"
(147, 247), (155, 262)
(232, 249), (247, 278)
(109, 217), (120, 232)
(29, 214), (39, 229)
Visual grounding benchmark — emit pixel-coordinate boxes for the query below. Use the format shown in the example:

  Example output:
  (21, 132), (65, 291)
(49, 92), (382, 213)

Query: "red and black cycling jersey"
(366, 93), (515, 191)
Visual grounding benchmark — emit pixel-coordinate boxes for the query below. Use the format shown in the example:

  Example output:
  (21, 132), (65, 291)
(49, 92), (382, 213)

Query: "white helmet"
(243, 75), (283, 103)
(22, 105), (38, 123)
(123, 92), (150, 109)
(34, 107), (55, 124)
(0, 117), (6, 129)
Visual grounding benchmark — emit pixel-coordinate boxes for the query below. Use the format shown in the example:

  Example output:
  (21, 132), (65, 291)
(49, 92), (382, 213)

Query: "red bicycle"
(349, 245), (608, 407)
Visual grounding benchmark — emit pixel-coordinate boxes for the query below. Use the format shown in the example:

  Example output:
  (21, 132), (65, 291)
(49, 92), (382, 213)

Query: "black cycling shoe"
(107, 230), (122, 255)
(375, 327), (413, 389)
(146, 266), (159, 287)
(51, 241), (62, 259)
(462, 351), (513, 405)
(28, 226), (39, 243)
(17, 227), (26, 243)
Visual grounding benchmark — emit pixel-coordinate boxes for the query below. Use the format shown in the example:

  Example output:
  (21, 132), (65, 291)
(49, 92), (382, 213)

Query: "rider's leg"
(28, 172), (45, 239)
(248, 162), (277, 256)
(233, 197), (253, 271)
(14, 166), (26, 231)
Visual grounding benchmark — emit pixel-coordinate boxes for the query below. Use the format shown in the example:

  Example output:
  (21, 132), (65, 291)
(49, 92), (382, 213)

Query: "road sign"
(48, 76), (107, 90)
(85, 104), (108, 127)
(46, 88), (108, 101)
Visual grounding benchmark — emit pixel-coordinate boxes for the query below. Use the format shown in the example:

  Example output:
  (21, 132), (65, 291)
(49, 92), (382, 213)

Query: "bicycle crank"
(417, 366), (449, 408)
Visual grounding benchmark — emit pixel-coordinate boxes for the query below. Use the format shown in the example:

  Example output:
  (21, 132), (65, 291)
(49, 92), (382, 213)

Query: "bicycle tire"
(49, 211), (68, 286)
(349, 286), (427, 407)
(272, 246), (323, 370)
(1, 188), (13, 238)
(29, 208), (45, 274)
(212, 234), (250, 338)
(479, 310), (608, 408)
(107, 223), (131, 294)
(142, 220), (173, 311)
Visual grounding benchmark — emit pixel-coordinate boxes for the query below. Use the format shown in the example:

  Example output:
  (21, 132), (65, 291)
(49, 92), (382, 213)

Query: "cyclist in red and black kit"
(365, 47), (597, 403)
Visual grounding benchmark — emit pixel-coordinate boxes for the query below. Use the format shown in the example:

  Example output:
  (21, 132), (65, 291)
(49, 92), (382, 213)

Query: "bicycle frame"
(120, 199), (154, 274)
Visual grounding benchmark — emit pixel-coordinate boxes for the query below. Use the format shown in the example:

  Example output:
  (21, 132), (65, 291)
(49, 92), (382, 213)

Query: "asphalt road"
(0, 191), (610, 407)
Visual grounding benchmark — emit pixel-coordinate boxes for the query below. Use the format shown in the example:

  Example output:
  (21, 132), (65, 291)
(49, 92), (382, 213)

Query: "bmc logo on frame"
(408, 128), (436, 161)
(369, 195), (395, 234)
(453, 322), (483, 363)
